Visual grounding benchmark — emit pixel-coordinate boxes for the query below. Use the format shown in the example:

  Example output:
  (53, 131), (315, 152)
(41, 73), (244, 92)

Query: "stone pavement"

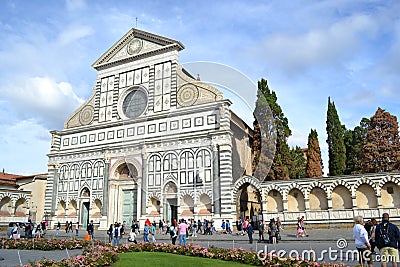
(0, 227), (357, 267)
(36, 227), (354, 242)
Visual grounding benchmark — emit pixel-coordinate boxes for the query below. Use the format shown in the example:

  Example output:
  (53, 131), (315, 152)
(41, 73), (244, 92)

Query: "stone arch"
(266, 189), (284, 212)
(180, 194), (194, 216)
(234, 177), (262, 220)
(331, 185), (352, 209)
(57, 200), (67, 216)
(80, 187), (91, 198)
(264, 184), (285, 199)
(356, 183), (378, 208)
(354, 177), (378, 195)
(68, 199), (78, 216)
(198, 193), (212, 215)
(378, 175), (400, 189)
(163, 180), (178, 194)
(195, 189), (213, 203)
(14, 197), (27, 216)
(91, 199), (102, 217)
(232, 175), (261, 202)
(287, 188), (305, 212)
(381, 181), (400, 208)
(146, 191), (161, 204)
(309, 187), (328, 210)
(147, 196), (161, 216)
(0, 196), (12, 216)
(306, 181), (328, 198)
(329, 180), (353, 197)
(110, 157), (142, 180)
(284, 183), (306, 200)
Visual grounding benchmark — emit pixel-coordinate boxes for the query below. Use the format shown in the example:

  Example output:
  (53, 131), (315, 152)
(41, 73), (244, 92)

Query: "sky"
(1, 0), (400, 175)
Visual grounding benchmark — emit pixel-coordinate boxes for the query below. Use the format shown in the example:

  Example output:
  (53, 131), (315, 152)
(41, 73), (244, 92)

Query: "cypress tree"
(306, 129), (323, 178)
(362, 108), (400, 173)
(326, 97), (346, 176)
(253, 78), (291, 180)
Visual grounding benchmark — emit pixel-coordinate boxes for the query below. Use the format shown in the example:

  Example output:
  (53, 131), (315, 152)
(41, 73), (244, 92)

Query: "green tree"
(253, 78), (291, 180)
(306, 129), (323, 178)
(326, 97), (346, 176)
(289, 146), (306, 179)
(362, 108), (400, 173)
(344, 118), (369, 174)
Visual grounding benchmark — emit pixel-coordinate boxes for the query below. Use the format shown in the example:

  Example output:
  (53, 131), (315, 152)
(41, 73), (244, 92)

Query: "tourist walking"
(56, 222), (61, 236)
(169, 220), (178, 245)
(178, 219), (188, 246)
(353, 216), (373, 267)
(107, 224), (113, 243)
(143, 223), (150, 242)
(113, 222), (122, 246)
(258, 220), (265, 242)
(247, 219), (253, 244)
(374, 213), (400, 267)
(75, 222), (79, 236)
(87, 220), (94, 239)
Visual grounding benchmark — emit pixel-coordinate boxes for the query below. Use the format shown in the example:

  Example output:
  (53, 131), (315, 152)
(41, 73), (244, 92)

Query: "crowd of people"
(353, 213), (400, 267)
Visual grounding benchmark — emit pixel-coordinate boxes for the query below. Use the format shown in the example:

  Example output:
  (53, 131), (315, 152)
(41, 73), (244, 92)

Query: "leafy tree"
(326, 97), (346, 176)
(362, 108), (400, 173)
(344, 118), (369, 174)
(289, 146), (307, 179)
(253, 78), (290, 180)
(306, 129), (323, 178)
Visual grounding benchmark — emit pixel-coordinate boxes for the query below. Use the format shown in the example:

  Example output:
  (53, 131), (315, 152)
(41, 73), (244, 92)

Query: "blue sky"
(1, 0), (399, 175)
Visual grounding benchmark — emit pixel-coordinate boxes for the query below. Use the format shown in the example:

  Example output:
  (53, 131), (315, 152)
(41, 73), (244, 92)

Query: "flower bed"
(1, 238), (348, 267)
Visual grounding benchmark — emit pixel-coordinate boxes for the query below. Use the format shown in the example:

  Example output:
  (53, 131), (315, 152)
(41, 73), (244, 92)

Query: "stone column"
(102, 157), (110, 216)
(141, 146), (148, 216)
(212, 144), (221, 215)
(282, 199), (288, 212)
(304, 198), (310, 210)
(327, 197), (332, 210)
(136, 177), (142, 220)
(50, 164), (59, 216)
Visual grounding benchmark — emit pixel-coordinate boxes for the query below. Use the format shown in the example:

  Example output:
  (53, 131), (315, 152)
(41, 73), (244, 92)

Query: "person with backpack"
(169, 219), (178, 245)
(113, 222), (122, 246)
(375, 213), (400, 267)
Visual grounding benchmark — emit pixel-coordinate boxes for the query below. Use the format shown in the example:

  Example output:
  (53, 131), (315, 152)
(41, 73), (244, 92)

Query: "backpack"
(114, 227), (119, 237)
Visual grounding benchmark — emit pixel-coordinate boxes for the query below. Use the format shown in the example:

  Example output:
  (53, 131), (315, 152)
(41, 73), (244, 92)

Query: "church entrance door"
(122, 189), (137, 224)
(81, 202), (90, 228)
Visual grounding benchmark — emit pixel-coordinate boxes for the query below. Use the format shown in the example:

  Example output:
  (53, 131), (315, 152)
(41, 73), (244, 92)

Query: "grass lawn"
(112, 252), (253, 267)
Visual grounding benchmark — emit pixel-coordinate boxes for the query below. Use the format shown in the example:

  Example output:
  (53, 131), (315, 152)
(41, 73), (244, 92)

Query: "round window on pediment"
(121, 87), (148, 119)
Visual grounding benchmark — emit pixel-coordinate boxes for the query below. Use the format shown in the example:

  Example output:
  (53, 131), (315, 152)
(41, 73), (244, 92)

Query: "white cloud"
(57, 25), (93, 45)
(65, 0), (87, 11)
(250, 14), (377, 74)
(3, 76), (84, 129)
(0, 119), (50, 175)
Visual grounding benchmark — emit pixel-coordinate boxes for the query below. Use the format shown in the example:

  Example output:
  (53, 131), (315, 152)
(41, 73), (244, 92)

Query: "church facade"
(44, 29), (256, 229)
(43, 28), (400, 230)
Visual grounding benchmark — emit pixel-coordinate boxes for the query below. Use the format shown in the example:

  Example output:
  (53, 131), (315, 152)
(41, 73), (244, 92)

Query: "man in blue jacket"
(374, 213), (400, 267)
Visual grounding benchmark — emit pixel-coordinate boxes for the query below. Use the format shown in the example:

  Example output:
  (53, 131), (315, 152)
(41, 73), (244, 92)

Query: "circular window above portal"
(119, 87), (148, 119)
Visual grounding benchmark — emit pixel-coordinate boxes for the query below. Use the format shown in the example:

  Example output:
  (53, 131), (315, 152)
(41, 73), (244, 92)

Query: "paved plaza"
(0, 227), (384, 267)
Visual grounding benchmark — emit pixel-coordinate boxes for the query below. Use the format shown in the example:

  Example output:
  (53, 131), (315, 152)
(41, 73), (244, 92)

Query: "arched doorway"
(80, 188), (90, 228)
(116, 163), (138, 225)
(163, 181), (178, 223)
(236, 183), (262, 223)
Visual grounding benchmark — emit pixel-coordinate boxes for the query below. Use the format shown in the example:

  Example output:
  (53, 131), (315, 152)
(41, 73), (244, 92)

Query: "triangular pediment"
(92, 28), (184, 70)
